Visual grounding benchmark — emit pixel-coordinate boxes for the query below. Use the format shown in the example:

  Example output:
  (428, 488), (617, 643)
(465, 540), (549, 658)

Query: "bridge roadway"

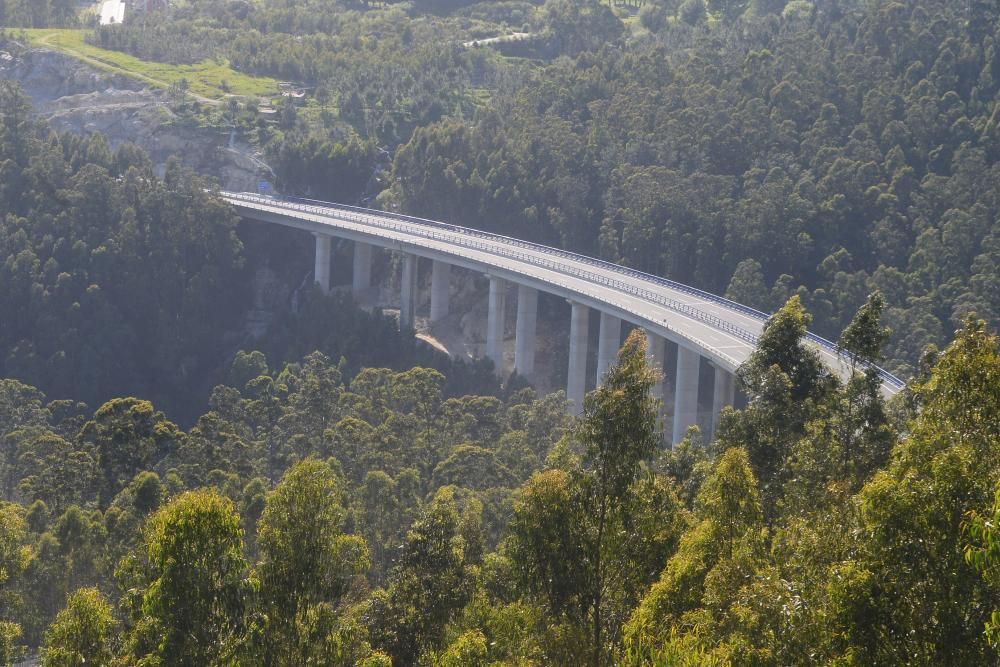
(221, 191), (903, 443)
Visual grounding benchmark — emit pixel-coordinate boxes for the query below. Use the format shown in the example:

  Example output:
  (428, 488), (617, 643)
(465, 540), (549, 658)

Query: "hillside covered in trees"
(0, 292), (999, 664)
(1, 0), (1000, 664)
(0, 80), (500, 422)
(25, 0), (998, 377)
(382, 0), (1000, 377)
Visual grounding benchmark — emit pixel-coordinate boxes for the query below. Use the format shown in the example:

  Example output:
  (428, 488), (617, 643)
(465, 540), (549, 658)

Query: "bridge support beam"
(430, 261), (451, 323)
(567, 302), (589, 413)
(352, 241), (372, 297)
(400, 254), (417, 330)
(313, 234), (332, 294)
(597, 313), (621, 383)
(673, 345), (700, 446)
(710, 367), (735, 441)
(487, 276), (507, 374)
(515, 285), (537, 380)
(644, 328), (667, 442)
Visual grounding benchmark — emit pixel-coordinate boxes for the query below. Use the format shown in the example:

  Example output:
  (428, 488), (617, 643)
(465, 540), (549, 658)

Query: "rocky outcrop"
(0, 47), (267, 191)
(1, 47), (143, 102)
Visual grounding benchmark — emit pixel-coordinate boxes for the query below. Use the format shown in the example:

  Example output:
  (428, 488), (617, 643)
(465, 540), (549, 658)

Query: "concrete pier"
(430, 261), (451, 323)
(400, 254), (417, 329)
(314, 234), (332, 294)
(597, 313), (621, 382)
(567, 302), (589, 413)
(486, 276), (507, 373)
(672, 345), (700, 445)
(352, 241), (372, 296)
(515, 285), (538, 380)
(710, 367), (736, 440)
(644, 328), (667, 439)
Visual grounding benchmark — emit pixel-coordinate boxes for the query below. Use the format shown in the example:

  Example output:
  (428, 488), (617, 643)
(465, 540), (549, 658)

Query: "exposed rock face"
(0, 47), (266, 191)
(1, 46), (144, 102)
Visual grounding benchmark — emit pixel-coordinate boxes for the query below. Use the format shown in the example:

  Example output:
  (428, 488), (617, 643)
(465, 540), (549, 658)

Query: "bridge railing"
(222, 191), (905, 391)
(225, 192), (761, 347)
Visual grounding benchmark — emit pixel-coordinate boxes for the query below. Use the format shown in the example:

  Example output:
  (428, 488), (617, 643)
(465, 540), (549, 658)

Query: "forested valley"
(25, 0), (999, 377)
(1, 0), (1000, 664)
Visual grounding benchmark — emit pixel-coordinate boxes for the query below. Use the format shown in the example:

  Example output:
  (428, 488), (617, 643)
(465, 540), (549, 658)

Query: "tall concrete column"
(672, 345), (700, 446)
(515, 285), (537, 380)
(352, 241), (372, 296)
(486, 276), (507, 374)
(400, 253), (417, 329)
(644, 328), (667, 439)
(567, 302), (589, 413)
(313, 234), (332, 294)
(710, 366), (736, 441)
(596, 313), (621, 382)
(430, 261), (451, 323)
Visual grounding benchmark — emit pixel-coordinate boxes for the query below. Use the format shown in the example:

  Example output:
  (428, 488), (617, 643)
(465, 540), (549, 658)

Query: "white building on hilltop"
(99, 0), (126, 25)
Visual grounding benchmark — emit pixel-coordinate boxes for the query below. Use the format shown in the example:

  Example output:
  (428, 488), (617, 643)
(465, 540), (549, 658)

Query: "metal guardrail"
(222, 191), (905, 391)
(223, 192), (760, 351)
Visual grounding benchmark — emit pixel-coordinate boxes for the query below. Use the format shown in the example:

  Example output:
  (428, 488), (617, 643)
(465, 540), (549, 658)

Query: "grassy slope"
(21, 28), (277, 101)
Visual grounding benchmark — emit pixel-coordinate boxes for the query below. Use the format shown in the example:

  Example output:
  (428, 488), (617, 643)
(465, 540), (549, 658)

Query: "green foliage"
(19, 506), (110, 647)
(270, 134), (377, 203)
(625, 447), (765, 660)
(382, 0), (1000, 378)
(79, 398), (178, 508)
(738, 295), (826, 402)
(0, 0), (77, 28)
(367, 488), (477, 664)
(15, 431), (95, 515)
(0, 284), (994, 665)
(0, 81), (247, 422)
(838, 291), (892, 364)
(3, 0), (1000, 660)
(434, 629), (488, 666)
(721, 296), (829, 516)
(256, 458), (370, 665)
(623, 316), (993, 664)
(41, 587), (116, 667)
(510, 331), (686, 665)
(966, 486), (1000, 650)
(0, 502), (29, 663)
(853, 318), (1000, 663)
(0, 621), (21, 667)
(118, 489), (257, 666)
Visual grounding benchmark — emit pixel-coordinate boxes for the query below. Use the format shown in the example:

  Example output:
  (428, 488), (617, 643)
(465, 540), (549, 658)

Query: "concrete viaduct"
(222, 191), (904, 445)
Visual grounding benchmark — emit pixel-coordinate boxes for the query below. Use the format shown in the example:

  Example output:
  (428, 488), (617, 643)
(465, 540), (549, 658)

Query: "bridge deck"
(221, 191), (903, 397)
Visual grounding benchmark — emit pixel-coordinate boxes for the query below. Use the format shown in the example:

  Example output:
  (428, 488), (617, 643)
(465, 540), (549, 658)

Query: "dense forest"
(383, 0), (1000, 376)
(61, 0), (1000, 377)
(1, 0), (1000, 663)
(0, 81), (500, 422)
(1, 287), (999, 664)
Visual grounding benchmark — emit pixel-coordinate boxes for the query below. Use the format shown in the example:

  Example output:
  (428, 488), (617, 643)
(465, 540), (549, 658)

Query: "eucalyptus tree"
(256, 458), (369, 665)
